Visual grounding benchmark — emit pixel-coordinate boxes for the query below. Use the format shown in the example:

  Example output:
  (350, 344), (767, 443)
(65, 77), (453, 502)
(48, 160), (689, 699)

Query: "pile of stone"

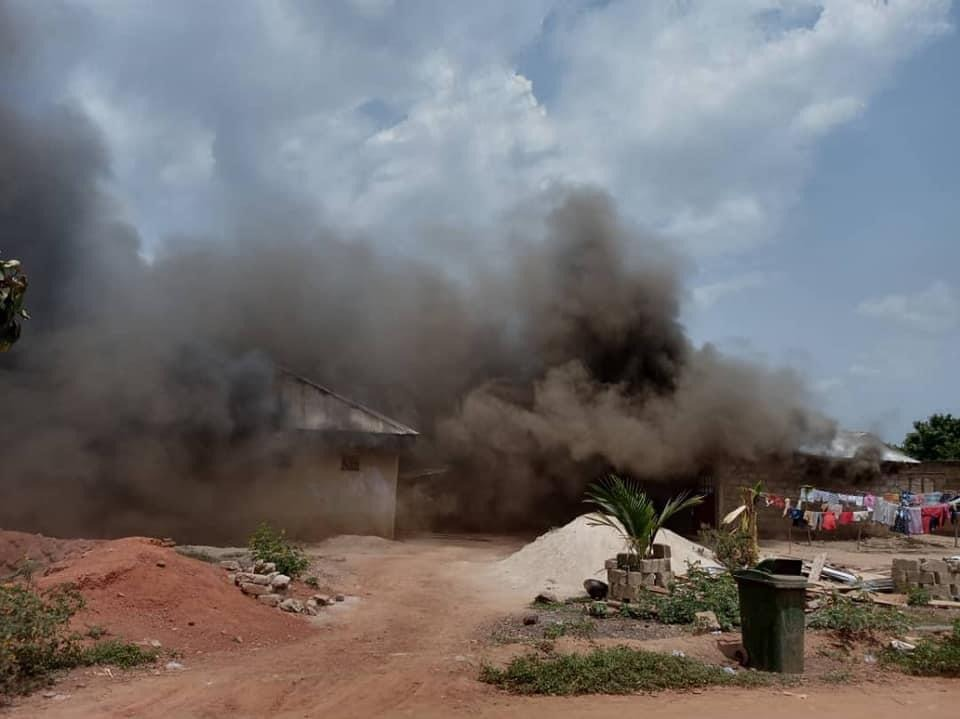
(218, 559), (344, 616)
(892, 557), (960, 599)
(605, 544), (673, 602)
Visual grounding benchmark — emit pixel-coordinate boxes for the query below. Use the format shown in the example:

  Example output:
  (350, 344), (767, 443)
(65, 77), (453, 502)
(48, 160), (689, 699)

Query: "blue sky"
(8, 0), (958, 444)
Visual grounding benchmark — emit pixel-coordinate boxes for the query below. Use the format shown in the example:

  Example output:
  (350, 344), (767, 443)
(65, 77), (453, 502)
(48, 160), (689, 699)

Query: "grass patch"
(808, 593), (910, 641)
(907, 586), (931, 607)
(542, 618), (595, 640)
(649, 566), (740, 631)
(81, 640), (157, 669)
(820, 668), (853, 684)
(882, 620), (960, 676)
(480, 646), (774, 695)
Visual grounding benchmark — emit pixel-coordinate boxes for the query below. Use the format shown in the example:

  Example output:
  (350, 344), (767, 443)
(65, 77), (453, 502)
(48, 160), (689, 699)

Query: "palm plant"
(584, 474), (704, 558)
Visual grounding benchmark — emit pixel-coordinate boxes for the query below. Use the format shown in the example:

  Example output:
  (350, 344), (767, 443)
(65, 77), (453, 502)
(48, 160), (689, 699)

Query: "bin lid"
(732, 568), (808, 589)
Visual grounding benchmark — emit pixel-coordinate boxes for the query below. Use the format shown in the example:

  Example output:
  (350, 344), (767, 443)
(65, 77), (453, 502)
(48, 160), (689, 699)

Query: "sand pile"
(35, 537), (308, 653)
(493, 514), (720, 599)
(0, 529), (100, 576)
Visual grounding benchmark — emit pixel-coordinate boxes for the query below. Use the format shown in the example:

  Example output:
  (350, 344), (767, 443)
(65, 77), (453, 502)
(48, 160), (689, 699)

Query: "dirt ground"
(5, 534), (960, 718)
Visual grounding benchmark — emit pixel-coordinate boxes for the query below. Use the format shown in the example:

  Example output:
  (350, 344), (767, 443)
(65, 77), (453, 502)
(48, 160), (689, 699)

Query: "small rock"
(247, 574), (272, 586)
(116, 592), (126, 598)
(693, 610), (722, 634)
(219, 560), (241, 572)
(253, 560), (276, 574)
(227, 573), (236, 584)
(240, 582), (271, 597)
(257, 593), (283, 607)
(303, 604), (319, 616)
(279, 598), (304, 613)
(165, 661), (184, 671)
(312, 594), (331, 605)
(74, 682), (87, 689)
(42, 691), (57, 699)
(522, 614), (539, 626)
(270, 574), (291, 590)
(149, 639), (162, 648)
(671, 650), (685, 657)
(863, 653), (878, 664)
(334, 594), (345, 602)
(889, 639), (915, 653)
(187, 621), (195, 626)
(233, 636), (243, 644)
(722, 666), (736, 675)
(156, 560), (166, 568)
(534, 591), (559, 605)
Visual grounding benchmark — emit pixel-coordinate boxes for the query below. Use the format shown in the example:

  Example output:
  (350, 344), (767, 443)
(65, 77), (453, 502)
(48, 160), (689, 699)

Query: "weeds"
(1, 584), (157, 697)
(883, 619), (960, 676)
(85, 625), (108, 640)
(81, 641), (157, 669)
(248, 523), (309, 578)
(304, 576), (320, 590)
(906, 586), (931, 607)
(655, 566), (740, 631)
(480, 646), (774, 695)
(542, 618), (595, 640)
(808, 593), (910, 641)
(698, 527), (757, 572)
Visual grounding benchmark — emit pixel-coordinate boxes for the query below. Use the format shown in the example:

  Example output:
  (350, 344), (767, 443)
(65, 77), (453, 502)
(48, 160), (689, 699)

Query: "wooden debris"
(808, 553), (827, 583)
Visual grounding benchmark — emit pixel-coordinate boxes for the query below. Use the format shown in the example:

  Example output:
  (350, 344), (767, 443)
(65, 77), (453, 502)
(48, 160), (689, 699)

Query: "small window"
(341, 455), (360, 471)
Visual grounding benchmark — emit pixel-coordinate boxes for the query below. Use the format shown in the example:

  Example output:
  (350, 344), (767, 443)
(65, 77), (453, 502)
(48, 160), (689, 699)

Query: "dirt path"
(9, 536), (960, 718)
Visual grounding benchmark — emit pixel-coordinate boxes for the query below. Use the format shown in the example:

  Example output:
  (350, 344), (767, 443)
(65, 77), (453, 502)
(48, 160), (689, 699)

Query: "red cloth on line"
(921, 504), (950, 534)
(839, 511), (854, 525)
(821, 511), (837, 531)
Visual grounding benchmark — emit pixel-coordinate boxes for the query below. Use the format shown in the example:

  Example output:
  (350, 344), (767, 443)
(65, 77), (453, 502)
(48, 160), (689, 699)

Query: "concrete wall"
(265, 448), (399, 540)
(714, 458), (960, 539)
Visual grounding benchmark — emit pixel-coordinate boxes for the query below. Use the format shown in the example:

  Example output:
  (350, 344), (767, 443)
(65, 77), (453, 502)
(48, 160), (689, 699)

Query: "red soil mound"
(33, 537), (309, 654)
(0, 529), (100, 575)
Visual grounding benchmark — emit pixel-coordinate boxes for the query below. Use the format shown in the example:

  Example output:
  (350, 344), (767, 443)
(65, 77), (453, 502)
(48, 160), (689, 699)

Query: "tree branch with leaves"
(0, 256), (28, 351)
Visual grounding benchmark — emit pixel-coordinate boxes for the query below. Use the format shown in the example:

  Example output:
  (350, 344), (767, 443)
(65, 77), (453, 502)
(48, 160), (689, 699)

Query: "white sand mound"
(493, 514), (720, 599)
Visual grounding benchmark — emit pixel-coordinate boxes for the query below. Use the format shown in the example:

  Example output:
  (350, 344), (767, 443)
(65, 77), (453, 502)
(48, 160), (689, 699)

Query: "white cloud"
(692, 271), (772, 309)
(28, 0), (953, 255)
(857, 281), (960, 333)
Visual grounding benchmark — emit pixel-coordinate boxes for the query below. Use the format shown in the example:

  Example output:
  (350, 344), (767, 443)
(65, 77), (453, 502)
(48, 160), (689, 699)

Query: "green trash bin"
(732, 559), (807, 674)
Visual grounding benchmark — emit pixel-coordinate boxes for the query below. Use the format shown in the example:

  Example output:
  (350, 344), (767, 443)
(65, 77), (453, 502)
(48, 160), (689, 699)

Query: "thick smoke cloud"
(0, 8), (834, 540)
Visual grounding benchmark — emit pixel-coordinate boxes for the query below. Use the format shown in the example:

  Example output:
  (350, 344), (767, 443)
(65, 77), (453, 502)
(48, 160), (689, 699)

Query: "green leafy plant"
(883, 619), (960, 676)
(479, 646), (775, 695)
(542, 619), (595, 640)
(719, 482), (763, 568)
(901, 413), (960, 461)
(584, 474), (703, 558)
(1, 584), (84, 695)
(0, 256), (28, 352)
(247, 522), (309, 578)
(655, 565), (740, 630)
(907, 586), (931, 607)
(808, 593), (910, 641)
(304, 576), (320, 589)
(698, 527), (757, 571)
(81, 640), (157, 669)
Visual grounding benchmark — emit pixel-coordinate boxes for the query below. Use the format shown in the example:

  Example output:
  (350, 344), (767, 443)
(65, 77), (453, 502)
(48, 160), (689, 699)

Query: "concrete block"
(651, 544), (672, 559)
(929, 585), (952, 599)
(605, 558), (618, 570)
(655, 571), (674, 589)
(892, 558), (920, 573)
(919, 571), (936, 584)
(922, 559), (949, 575)
(607, 568), (627, 586)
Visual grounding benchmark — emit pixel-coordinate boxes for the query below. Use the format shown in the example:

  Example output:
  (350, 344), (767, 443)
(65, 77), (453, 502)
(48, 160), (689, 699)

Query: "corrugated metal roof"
(277, 368), (419, 436)
(799, 430), (918, 464)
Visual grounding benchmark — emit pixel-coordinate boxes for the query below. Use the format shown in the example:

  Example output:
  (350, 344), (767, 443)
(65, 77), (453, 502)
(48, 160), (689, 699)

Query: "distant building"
(271, 370), (417, 539)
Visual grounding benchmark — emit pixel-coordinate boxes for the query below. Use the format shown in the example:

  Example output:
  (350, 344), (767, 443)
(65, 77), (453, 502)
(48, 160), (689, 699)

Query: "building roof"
(277, 369), (418, 437)
(799, 429), (918, 464)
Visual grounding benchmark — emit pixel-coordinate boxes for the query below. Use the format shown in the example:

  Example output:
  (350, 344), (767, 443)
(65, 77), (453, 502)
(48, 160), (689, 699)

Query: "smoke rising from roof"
(0, 9), (834, 539)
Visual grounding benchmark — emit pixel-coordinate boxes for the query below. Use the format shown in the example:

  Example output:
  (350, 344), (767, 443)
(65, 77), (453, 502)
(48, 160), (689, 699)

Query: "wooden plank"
(867, 593), (908, 607)
(808, 553), (827, 583)
(929, 599), (960, 609)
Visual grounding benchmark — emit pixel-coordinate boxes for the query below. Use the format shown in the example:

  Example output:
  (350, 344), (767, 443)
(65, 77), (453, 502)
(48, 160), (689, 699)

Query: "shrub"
(883, 619), (960, 676)
(248, 523), (309, 578)
(808, 593), (910, 641)
(907, 586), (931, 607)
(81, 641), (157, 669)
(698, 527), (757, 572)
(480, 646), (773, 695)
(655, 566), (740, 631)
(0, 584), (84, 695)
(304, 576), (320, 590)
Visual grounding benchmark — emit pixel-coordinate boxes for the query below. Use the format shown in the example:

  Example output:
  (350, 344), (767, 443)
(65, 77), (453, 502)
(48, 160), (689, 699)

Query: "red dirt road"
(9, 537), (960, 718)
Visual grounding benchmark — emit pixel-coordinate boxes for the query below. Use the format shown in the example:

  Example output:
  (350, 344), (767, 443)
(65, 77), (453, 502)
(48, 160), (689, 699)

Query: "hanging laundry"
(839, 511), (854, 525)
(821, 511), (837, 531)
(906, 507), (923, 535)
(864, 494), (876, 510)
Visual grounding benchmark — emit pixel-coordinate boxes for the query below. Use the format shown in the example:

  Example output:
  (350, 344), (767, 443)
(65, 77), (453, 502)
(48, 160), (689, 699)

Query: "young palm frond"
(584, 473), (704, 557)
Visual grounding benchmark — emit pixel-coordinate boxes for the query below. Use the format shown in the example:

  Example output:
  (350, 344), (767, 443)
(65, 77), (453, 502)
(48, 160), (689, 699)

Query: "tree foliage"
(0, 257), (29, 351)
(902, 414), (960, 461)
(584, 474), (703, 558)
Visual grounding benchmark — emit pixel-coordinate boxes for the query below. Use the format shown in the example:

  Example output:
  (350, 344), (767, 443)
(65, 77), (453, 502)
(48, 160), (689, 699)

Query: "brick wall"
(713, 458), (960, 539)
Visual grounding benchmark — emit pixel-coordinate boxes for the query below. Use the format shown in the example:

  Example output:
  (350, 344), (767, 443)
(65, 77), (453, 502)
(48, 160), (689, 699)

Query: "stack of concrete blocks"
(892, 557), (960, 599)
(605, 544), (673, 601)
